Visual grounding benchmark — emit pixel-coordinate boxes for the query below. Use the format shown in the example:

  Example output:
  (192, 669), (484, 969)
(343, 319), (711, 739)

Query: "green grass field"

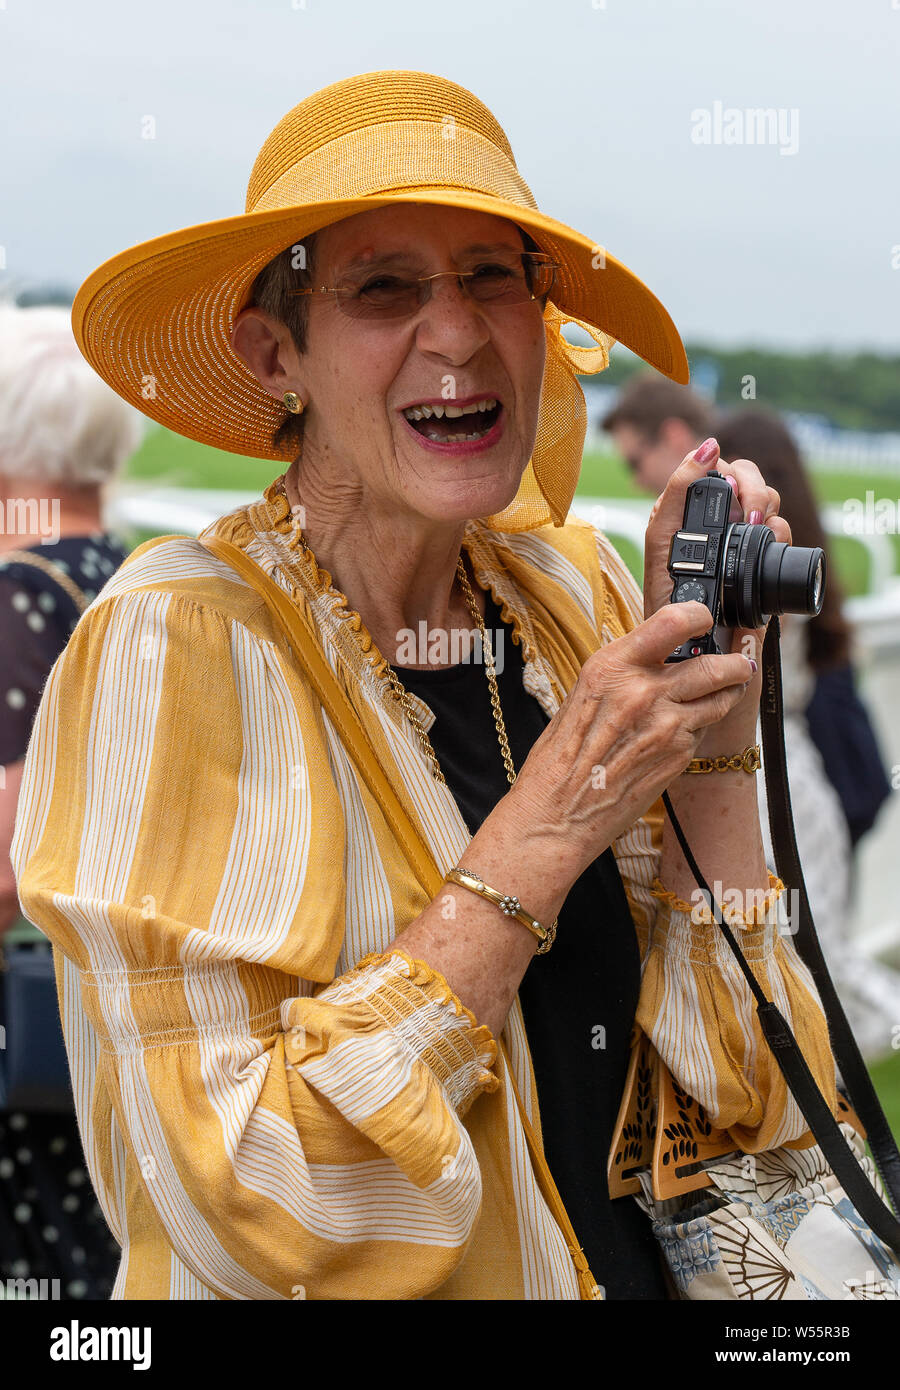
(122, 427), (900, 596)
(578, 450), (900, 595)
(868, 1054), (900, 1144)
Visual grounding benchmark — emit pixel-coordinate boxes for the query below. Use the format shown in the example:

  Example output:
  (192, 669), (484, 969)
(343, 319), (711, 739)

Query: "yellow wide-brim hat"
(72, 69), (689, 531)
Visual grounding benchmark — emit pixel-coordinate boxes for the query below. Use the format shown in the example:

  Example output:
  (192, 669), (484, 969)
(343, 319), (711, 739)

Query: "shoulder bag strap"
(199, 534), (602, 1300)
(0, 549), (90, 615)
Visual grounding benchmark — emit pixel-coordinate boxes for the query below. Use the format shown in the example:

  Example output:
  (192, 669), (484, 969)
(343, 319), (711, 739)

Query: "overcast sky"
(1, 0), (898, 352)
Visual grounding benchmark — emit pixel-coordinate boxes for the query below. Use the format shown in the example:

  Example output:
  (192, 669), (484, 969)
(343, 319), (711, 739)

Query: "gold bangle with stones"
(650, 871), (786, 926)
(684, 744), (761, 775)
(445, 867), (557, 954)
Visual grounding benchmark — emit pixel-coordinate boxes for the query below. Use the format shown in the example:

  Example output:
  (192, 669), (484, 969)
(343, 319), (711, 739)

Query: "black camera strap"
(662, 616), (900, 1255)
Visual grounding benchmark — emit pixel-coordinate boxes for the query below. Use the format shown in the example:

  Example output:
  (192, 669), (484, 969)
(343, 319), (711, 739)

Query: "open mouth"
(401, 397), (502, 444)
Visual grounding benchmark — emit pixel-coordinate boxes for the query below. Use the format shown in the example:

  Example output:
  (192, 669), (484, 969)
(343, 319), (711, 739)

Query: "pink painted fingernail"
(748, 509), (764, 525)
(749, 658), (758, 674)
(726, 476), (739, 494)
(694, 437), (719, 464)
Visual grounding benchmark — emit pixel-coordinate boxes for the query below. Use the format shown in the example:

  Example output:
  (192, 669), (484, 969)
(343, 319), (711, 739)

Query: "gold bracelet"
(445, 867), (557, 955)
(684, 743), (761, 775)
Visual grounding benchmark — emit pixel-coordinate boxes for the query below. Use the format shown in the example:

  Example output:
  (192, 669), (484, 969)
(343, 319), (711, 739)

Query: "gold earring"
(283, 392), (304, 415)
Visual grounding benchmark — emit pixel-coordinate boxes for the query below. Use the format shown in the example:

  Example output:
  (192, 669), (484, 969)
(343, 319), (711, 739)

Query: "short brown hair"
(601, 372), (715, 441)
(247, 231), (319, 456)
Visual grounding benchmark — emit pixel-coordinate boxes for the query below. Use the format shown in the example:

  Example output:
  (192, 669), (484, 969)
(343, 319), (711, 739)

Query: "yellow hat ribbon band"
(485, 302), (615, 532)
(250, 120), (539, 215)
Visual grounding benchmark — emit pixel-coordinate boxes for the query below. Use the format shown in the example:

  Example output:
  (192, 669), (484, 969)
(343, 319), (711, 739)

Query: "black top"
(400, 590), (668, 1299)
(0, 533), (127, 765)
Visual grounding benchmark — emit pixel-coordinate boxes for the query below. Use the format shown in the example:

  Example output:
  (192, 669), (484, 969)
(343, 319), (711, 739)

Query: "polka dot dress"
(0, 532), (126, 765)
(0, 1112), (121, 1297)
(1, 531), (127, 1297)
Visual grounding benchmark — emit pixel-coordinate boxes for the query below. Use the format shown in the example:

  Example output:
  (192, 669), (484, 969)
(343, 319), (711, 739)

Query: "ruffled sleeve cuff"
(283, 949), (499, 1118)
(647, 871), (788, 965)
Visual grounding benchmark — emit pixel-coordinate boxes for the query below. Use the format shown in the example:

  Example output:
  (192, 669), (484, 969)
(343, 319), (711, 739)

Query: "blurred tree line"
(590, 343), (900, 433)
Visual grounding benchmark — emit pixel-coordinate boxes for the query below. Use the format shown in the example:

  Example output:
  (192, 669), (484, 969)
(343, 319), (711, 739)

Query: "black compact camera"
(665, 470), (826, 661)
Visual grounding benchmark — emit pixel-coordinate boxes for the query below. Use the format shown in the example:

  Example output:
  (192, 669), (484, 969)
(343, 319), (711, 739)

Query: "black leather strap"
(662, 616), (900, 1255)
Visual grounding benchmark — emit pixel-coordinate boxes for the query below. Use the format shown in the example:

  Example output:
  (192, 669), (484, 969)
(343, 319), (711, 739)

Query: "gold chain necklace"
(275, 475), (516, 790)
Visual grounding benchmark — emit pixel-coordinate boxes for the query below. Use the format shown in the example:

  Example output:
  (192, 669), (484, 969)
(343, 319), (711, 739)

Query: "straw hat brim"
(72, 186), (689, 462)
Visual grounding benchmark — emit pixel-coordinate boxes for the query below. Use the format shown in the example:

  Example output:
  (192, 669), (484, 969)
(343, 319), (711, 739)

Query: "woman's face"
(291, 203), (547, 525)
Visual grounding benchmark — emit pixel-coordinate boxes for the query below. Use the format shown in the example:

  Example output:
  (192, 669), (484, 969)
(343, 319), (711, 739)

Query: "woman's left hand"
(643, 436), (791, 751)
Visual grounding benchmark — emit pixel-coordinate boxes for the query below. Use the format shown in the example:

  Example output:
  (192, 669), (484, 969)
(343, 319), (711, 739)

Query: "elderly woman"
(0, 305), (141, 934)
(0, 302), (140, 1298)
(11, 71), (836, 1301)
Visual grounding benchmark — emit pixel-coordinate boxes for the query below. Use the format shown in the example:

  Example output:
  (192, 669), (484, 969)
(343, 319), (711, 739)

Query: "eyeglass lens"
(337, 254), (556, 319)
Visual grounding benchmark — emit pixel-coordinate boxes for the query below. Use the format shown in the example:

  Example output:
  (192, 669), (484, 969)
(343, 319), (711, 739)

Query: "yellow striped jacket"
(11, 480), (836, 1300)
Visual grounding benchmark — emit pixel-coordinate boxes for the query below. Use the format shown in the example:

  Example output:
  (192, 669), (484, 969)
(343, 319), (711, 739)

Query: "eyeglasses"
(288, 251), (560, 321)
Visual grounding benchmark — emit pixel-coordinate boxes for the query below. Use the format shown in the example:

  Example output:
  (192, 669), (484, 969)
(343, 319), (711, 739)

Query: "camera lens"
(721, 524), (826, 627)
(760, 542), (826, 620)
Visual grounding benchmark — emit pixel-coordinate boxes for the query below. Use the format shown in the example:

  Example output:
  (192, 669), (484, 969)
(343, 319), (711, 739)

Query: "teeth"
(404, 397), (498, 422)
(423, 427), (492, 443)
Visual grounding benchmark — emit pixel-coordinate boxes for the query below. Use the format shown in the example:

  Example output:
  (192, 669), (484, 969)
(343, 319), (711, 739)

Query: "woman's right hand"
(491, 599), (756, 908)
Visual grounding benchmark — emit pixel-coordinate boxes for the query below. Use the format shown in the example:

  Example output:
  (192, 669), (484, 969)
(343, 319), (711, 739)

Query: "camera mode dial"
(675, 579), (708, 605)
